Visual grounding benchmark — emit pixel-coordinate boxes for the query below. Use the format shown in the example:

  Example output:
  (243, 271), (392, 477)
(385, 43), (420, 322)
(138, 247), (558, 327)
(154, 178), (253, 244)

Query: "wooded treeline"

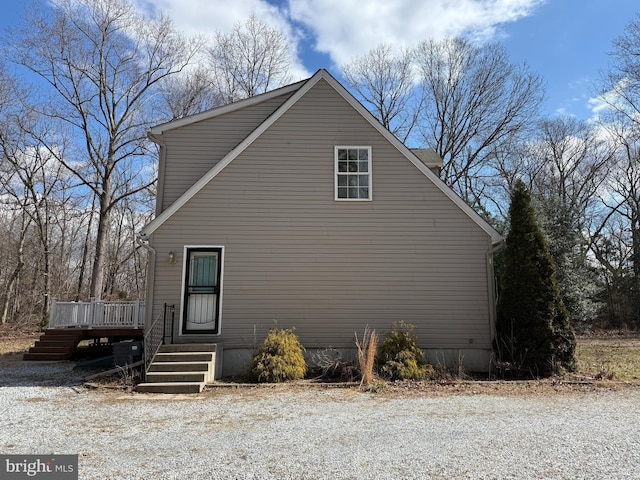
(1, 0), (639, 331)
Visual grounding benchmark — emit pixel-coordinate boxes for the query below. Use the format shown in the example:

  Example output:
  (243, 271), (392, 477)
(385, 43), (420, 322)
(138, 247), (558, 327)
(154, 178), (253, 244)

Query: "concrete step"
(145, 371), (207, 383)
(158, 344), (217, 353)
(136, 382), (204, 394)
(148, 361), (210, 372)
(137, 343), (217, 394)
(154, 352), (215, 363)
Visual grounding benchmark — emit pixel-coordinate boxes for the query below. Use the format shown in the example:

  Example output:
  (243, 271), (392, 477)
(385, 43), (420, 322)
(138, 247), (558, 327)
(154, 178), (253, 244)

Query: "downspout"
(136, 233), (156, 332)
(486, 240), (505, 346)
(140, 130), (162, 333)
(147, 131), (167, 218)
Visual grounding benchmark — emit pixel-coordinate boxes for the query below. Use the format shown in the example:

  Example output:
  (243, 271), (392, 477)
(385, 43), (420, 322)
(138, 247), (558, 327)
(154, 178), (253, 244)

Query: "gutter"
(486, 239), (505, 349)
(147, 131), (167, 218)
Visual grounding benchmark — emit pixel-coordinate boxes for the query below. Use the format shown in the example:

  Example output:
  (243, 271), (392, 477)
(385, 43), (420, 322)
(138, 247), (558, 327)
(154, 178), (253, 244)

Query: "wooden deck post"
(89, 297), (96, 329)
(133, 300), (140, 329)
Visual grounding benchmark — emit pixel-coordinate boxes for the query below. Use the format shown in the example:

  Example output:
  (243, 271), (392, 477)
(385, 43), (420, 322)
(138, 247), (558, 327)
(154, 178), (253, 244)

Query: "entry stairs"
(136, 344), (217, 394)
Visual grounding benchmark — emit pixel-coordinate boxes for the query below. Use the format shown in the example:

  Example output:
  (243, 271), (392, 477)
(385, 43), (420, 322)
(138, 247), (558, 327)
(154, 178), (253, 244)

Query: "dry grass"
(355, 327), (378, 386)
(0, 336), (35, 354)
(576, 334), (640, 381)
(0, 326), (39, 365)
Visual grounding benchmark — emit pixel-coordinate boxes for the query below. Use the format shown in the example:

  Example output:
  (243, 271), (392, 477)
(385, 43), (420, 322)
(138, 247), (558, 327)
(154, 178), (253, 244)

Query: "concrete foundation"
(219, 347), (492, 378)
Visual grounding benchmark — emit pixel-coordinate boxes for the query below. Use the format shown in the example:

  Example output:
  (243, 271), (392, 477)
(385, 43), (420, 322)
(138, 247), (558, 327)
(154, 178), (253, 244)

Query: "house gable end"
(141, 69), (501, 245)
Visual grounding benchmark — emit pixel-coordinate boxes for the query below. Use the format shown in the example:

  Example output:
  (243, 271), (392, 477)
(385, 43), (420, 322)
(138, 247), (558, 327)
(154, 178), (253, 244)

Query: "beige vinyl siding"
(151, 78), (494, 350)
(159, 92), (295, 211)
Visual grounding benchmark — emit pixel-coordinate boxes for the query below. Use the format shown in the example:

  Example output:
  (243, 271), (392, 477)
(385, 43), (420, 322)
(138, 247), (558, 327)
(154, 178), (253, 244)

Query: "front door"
(182, 247), (223, 334)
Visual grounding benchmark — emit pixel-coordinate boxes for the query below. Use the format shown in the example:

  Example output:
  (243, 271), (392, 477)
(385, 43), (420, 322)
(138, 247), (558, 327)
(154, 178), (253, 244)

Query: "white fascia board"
(148, 80), (306, 136)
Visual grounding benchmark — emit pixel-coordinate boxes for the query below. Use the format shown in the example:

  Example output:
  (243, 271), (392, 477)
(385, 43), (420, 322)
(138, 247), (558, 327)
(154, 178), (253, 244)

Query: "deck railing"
(49, 298), (145, 329)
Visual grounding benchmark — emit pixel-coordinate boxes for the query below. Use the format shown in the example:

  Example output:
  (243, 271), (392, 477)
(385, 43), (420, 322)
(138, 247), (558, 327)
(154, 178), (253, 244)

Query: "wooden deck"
(24, 300), (146, 361)
(49, 299), (145, 329)
(24, 327), (144, 361)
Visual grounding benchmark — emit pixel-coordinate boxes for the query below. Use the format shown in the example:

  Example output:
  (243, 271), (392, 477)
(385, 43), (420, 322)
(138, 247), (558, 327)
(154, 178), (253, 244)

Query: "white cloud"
(132, 0), (311, 79)
(133, 0), (281, 36)
(588, 95), (610, 117)
(587, 78), (631, 121)
(289, 0), (544, 65)
(131, 0), (542, 77)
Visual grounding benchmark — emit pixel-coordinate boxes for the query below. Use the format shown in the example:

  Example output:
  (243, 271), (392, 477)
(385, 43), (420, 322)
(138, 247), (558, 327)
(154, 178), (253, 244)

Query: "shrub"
(376, 321), (434, 380)
(311, 348), (359, 381)
(251, 327), (307, 382)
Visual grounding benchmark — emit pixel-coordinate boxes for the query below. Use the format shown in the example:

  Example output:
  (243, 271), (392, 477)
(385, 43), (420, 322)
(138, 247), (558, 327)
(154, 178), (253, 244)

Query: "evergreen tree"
(495, 180), (576, 376)
(535, 196), (601, 331)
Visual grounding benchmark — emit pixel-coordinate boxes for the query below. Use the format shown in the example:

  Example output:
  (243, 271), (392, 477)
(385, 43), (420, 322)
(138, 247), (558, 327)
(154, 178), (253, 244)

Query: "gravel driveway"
(2, 361), (640, 479)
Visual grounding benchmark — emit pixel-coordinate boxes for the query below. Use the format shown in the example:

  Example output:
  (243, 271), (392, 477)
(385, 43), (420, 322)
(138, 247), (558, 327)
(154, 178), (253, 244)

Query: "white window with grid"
(335, 146), (372, 201)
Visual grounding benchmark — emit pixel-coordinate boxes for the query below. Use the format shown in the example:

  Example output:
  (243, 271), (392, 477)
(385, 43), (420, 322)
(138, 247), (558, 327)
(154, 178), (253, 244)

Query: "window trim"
(334, 146), (372, 201)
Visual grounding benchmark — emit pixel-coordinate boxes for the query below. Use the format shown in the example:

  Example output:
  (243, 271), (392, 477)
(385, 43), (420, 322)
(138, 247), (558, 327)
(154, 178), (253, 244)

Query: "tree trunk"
(76, 197), (96, 301)
(41, 238), (51, 328)
(1, 216), (29, 324)
(90, 185), (112, 300)
(1, 259), (24, 324)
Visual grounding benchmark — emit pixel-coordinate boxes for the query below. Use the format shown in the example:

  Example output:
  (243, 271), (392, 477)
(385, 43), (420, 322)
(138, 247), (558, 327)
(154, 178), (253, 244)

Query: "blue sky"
(500, 1), (639, 120)
(1, 0), (638, 121)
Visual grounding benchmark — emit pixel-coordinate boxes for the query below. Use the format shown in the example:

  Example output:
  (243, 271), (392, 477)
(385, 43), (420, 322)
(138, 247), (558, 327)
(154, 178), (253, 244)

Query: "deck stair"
(23, 327), (144, 361)
(23, 329), (87, 361)
(136, 344), (217, 394)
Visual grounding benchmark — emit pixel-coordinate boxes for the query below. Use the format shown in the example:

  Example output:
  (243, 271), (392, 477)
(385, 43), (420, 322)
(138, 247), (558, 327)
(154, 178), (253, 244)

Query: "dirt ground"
(2, 325), (639, 397)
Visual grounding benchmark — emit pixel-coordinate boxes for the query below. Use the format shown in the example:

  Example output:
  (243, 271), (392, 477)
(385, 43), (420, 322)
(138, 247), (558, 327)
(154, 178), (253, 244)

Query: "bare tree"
(103, 197), (151, 299)
(0, 70), (77, 325)
(599, 14), (640, 127)
(527, 116), (614, 218)
(0, 65), (33, 324)
(158, 66), (221, 120)
(591, 215), (635, 327)
(598, 130), (640, 325)
(0, 200), (32, 325)
(416, 38), (544, 204)
(4, 0), (201, 299)
(341, 44), (419, 143)
(0, 139), (50, 325)
(208, 14), (293, 103)
(594, 14), (640, 326)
